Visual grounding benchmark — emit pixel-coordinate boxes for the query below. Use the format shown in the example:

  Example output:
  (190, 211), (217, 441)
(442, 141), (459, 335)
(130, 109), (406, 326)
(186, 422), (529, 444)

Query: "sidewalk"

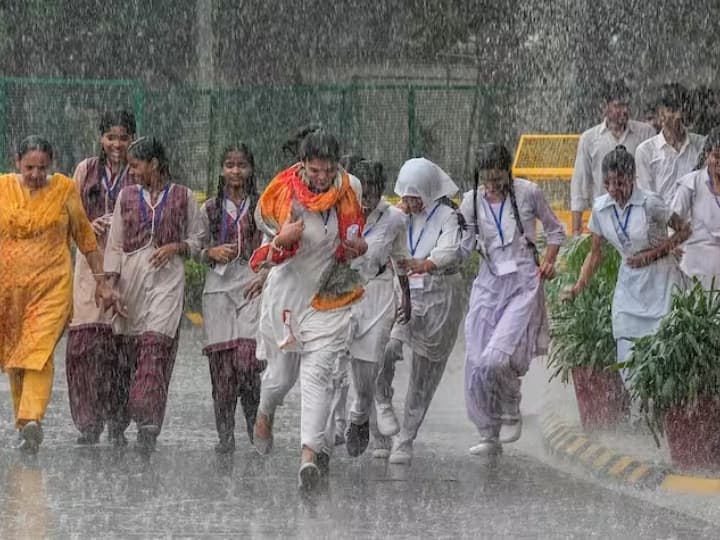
(540, 359), (720, 495)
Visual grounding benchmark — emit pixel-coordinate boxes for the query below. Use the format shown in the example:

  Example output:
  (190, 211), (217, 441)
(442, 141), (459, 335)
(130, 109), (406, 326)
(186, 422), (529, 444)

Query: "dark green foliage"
(546, 234), (620, 383)
(625, 280), (720, 435)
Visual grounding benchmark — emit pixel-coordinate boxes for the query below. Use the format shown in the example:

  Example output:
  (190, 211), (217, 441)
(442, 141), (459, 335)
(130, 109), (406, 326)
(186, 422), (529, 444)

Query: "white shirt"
(351, 199), (408, 281)
(635, 131), (706, 204)
(571, 119), (656, 211)
(405, 202), (462, 268)
(588, 188), (684, 339)
(671, 168), (720, 282)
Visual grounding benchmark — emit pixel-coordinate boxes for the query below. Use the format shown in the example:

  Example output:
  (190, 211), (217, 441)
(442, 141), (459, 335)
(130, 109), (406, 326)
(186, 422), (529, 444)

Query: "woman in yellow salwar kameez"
(0, 136), (111, 453)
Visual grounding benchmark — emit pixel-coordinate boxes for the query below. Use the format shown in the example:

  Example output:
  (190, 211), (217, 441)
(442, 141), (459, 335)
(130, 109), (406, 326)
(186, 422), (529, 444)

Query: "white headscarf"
(394, 158), (459, 208)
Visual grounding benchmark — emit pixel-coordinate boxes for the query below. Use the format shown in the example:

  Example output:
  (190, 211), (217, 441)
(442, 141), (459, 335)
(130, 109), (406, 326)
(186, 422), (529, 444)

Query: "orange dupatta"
(250, 164), (365, 310)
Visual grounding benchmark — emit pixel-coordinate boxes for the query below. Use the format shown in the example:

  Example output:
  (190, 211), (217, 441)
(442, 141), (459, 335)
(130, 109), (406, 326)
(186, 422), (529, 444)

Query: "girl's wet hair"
(474, 143), (512, 177)
(601, 144), (636, 180)
(127, 136), (170, 177)
(349, 159), (386, 193)
(99, 109), (136, 136)
(473, 142), (526, 241)
(210, 143), (259, 240)
(340, 153), (364, 172)
(694, 126), (720, 170)
(17, 135), (53, 160)
(282, 124), (322, 161)
(91, 110), (136, 201)
(298, 131), (340, 163)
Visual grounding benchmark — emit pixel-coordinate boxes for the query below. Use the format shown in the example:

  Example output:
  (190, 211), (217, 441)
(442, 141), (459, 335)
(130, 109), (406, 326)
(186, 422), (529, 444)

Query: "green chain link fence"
(0, 77), (591, 194)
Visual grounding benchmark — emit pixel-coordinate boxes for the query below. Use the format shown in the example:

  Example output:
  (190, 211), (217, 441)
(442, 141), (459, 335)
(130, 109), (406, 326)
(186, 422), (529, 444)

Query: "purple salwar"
(65, 325), (116, 435)
(127, 332), (179, 431)
(206, 339), (263, 442)
(463, 258), (548, 432)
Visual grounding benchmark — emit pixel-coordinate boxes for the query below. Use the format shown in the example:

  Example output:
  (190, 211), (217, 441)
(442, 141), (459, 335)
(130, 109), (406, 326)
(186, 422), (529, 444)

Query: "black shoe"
(345, 421), (370, 457)
(136, 425), (159, 454)
(316, 451), (330, 476)
(76, 431), (100, 445)
(215, 435), (236, 454)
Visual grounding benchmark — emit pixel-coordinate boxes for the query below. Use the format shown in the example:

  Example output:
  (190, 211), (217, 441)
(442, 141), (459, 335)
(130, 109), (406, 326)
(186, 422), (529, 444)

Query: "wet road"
(0, 328), (715, 539)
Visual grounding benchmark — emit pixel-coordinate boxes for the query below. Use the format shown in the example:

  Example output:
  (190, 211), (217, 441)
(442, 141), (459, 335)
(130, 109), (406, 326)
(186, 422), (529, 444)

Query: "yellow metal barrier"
(512, 134), (589, 233)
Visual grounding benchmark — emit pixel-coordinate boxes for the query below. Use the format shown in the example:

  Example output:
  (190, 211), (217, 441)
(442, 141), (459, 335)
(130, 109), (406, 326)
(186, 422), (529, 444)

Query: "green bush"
(626, 280), (720, 435)
(546, 234), (620, 383)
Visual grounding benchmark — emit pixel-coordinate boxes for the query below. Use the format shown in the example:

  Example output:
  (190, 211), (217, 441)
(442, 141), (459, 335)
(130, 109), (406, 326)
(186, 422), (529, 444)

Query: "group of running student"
(567, 81), (720, 387)
(0, 106), (565, 492)
(3, 88), (718, 490)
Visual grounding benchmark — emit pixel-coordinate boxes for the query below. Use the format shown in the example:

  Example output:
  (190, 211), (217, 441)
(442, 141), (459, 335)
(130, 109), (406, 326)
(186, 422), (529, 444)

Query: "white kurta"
(671, 168), (720, 289)
(200, 199), (261, 348)
(635, 131), (706, 203)
(588, 188), (686, 340)
(571, 120), (656, 212)
(348, 200), (409, 362)
(256, 205), (351, 358)
(389, 203), (465, 360)
(104, 184), (204, 338)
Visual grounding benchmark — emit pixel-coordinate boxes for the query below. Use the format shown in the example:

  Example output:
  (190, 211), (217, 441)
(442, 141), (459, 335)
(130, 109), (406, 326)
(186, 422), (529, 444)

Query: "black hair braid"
(507, 175), (540, 265)
(694, 151), (707, 171)
(209, 173), (226, 244)
(506, 175), (525, 237)
(87, 146), (106, 203)
(245, 175), (259, 238)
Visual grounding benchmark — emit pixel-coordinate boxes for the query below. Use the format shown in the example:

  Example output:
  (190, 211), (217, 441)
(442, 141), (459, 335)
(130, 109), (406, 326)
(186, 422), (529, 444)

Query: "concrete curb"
(541, 411), (720, 495)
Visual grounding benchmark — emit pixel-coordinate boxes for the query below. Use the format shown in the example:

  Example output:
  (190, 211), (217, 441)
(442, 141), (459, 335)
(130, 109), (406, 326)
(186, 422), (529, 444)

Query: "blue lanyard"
(363, 211), (384, 238)
(102, 165), (127, 203)
(321, 209), (332, 234)
(408, 202), (441, 256)
(484, 195), (506, 246)
(612, 204), (633, 240)
(139, 183), (171, 228)
(220, 196), (248, 244)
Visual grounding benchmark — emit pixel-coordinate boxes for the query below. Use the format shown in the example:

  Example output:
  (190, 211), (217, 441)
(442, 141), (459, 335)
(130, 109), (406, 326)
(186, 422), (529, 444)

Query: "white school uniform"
(671, 168), (720, 289)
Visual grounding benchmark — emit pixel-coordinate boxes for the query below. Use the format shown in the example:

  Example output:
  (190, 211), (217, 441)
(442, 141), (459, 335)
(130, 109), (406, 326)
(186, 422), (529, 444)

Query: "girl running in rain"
(66, 110), (137, 445)
(672, 127), (720, 289)
(0, 136), (111, 453)
(250, 131), (366, 490)
(340, 159), (411, 458)
(461, 143), (565, 456)
(374, 157), (465, 465)
(564, 146), (690, 394)
(104, 136), (204, 452)
(199, 143), (266, 454)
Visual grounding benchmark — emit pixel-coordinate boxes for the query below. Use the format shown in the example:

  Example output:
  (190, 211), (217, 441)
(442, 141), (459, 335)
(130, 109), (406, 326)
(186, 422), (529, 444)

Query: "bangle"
(271, 236), (283, 251)
(91, 272), (106, 277)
